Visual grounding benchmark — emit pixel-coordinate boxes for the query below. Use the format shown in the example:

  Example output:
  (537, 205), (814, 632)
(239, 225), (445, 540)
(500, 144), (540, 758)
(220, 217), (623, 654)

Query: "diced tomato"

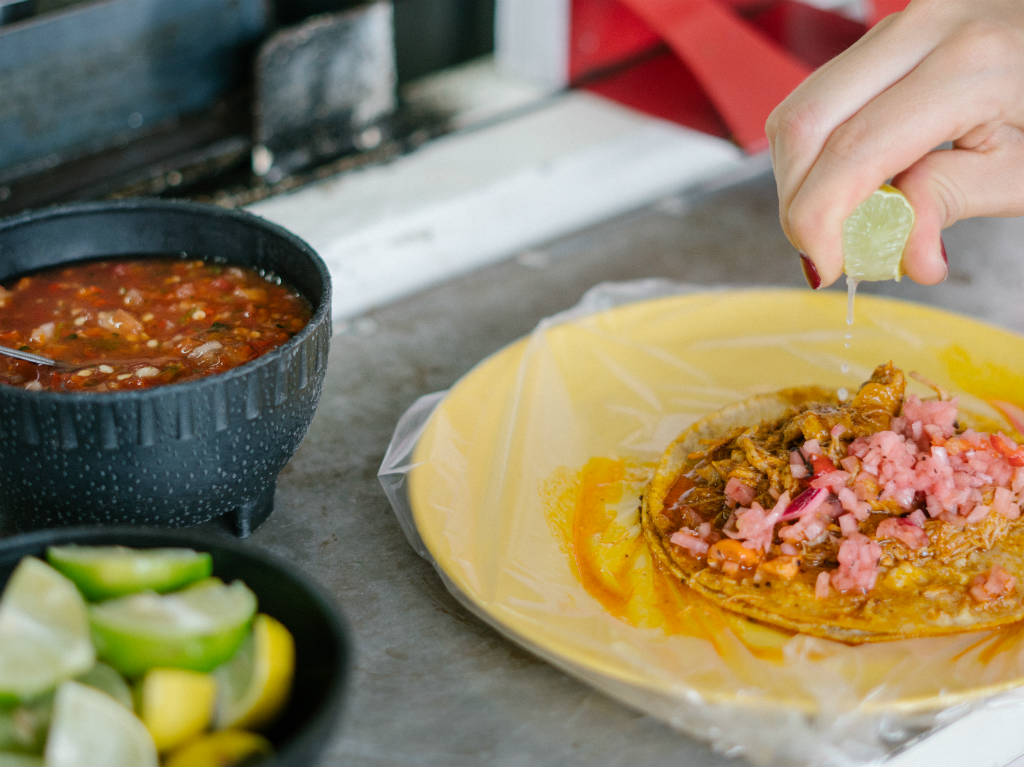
(943, 436), (971, 455)
(991, 433), (1024, 467)
(809, 454), (837, 477)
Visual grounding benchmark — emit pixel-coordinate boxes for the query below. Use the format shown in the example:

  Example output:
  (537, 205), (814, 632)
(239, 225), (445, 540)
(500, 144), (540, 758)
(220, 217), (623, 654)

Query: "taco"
(640, 362), (1024, 643)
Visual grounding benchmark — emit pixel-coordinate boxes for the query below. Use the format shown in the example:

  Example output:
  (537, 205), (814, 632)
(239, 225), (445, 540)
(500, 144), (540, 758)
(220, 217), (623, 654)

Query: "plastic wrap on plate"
(379, 280), (1024, 765)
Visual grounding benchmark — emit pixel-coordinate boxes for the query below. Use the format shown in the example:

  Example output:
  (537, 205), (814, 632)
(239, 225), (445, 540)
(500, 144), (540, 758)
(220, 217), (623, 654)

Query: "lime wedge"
(137, 668), (216, 753)
(0, 662), (133, 758)
(43, 681), (156, 767)
(46, 546), (212, 601)
(842, 184), (915, 282)
(214, 614), (295, 731)
(163, 729), (271, 767)
(0, 558), (94, 703)
(89, 578), (256, 677)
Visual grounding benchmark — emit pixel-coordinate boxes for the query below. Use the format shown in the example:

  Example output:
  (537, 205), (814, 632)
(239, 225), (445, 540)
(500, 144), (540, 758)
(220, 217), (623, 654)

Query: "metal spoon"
(0, 344), (62, 367)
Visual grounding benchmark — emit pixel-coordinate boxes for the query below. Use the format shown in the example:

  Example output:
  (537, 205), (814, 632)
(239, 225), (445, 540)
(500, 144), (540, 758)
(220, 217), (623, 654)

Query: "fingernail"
(800, 253), (821, 289)
(940, 239), (949, 280)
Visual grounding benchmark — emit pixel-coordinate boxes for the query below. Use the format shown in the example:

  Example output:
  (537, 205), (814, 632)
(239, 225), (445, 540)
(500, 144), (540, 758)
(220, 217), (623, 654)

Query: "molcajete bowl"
(0, 525), (350, 765)
(0, 200), (331, 535)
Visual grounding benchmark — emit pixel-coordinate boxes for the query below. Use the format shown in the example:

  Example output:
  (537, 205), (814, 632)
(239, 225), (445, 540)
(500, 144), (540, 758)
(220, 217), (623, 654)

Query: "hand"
(766, 0), (1024, 288)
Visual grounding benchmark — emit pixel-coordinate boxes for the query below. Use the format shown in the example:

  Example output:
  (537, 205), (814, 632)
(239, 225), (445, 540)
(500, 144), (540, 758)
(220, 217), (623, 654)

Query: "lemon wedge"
(44, 680), (157, 767)
(46, 545), (212, 601)
(163, 729), (271, 767)
(842, 184), (915, 282)
(137, 668), (216, 753)
(89, 578), (256, 677)
(214, 614), (295, 731)
(0, 558), (94, 703)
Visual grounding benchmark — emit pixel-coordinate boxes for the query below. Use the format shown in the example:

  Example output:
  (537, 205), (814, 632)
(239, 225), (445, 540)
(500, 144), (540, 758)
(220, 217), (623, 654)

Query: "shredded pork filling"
(663, 363), (1024, 601)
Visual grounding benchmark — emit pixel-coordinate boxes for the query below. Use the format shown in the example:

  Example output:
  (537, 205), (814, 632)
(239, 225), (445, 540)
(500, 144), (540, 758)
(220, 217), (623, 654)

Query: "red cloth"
(868, 0), (909, 26)
(573, 0), (865, 152)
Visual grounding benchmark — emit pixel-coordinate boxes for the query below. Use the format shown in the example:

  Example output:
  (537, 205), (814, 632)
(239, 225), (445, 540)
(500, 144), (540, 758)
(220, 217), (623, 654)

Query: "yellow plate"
(407, 289), (1024, 717)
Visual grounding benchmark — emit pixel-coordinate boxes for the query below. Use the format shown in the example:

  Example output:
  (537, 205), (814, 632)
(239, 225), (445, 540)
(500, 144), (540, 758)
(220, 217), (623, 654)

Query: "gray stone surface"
(239, 167), (1024, 765)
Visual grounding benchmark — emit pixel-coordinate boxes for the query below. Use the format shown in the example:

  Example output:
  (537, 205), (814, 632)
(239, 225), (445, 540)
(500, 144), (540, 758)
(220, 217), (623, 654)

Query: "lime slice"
(46, 545), (212, 601)
(0, 662), (133, 757)
(137, 668), (216, 753)
(89, 578), (256, 677)
(0, 558), (94, 703)
(0, 751), (43, 766)
(44, 681), (157, 767)
(163, 729), (271, 767)
(214, 614), (295, 731)
(842, 184), (915, 282)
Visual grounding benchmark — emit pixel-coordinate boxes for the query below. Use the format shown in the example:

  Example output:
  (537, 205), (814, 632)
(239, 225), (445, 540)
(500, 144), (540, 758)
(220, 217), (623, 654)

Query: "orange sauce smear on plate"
(544, 456), (792, 662)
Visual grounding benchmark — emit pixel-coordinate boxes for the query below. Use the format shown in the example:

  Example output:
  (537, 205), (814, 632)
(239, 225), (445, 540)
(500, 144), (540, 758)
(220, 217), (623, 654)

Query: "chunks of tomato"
(991, 433), (1024, 467)
(809, 454), (837, 477)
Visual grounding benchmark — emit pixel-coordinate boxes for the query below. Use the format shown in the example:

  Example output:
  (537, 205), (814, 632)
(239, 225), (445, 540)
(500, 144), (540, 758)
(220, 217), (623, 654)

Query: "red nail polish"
(940, 240), (948, 266)
(800, 254), (821, 289)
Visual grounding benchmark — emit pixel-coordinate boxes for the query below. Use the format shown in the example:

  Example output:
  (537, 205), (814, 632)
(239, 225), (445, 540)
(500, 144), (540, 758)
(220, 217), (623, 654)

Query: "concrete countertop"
(240, 169), (1024, 766)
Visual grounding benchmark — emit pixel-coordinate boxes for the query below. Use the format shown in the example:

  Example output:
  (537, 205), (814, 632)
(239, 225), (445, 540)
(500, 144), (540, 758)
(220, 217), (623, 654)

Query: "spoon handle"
(0, 344), (59, 367)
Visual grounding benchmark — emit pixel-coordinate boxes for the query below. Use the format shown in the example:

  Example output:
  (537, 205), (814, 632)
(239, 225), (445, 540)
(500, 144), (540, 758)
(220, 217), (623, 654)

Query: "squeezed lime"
(842, 184), (914, 282)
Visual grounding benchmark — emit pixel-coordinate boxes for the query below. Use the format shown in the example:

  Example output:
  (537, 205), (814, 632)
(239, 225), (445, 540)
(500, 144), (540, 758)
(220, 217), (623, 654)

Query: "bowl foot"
(222, 482), (276, 538)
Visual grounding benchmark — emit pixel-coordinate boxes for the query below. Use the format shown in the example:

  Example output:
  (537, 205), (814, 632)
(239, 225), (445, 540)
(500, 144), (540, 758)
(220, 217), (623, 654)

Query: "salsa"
(0, 257), (312, 392)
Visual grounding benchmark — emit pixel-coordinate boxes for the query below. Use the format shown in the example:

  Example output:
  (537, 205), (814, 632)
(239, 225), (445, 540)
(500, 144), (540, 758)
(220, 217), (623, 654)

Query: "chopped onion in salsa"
(0, 257), (311, 392)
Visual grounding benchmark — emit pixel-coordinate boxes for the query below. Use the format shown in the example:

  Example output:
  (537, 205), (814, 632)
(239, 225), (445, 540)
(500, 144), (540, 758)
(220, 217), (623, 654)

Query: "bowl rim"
(0, 524), (351, 765)
(0, 198), (333, 403)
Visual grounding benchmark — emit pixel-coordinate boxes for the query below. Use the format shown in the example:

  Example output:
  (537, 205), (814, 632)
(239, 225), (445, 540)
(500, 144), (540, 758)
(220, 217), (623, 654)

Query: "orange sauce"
(544, 456), (791, 661)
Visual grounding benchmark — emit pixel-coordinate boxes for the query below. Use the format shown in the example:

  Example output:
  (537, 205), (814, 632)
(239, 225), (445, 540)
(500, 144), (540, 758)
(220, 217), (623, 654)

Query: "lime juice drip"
(846, 275), (859, 327)
(837, 276), (860, 401)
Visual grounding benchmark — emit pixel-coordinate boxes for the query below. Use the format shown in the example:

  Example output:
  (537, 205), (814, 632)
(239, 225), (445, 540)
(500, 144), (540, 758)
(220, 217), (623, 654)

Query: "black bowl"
(0, 526), (350, 766)
(0, 199), (332, 535)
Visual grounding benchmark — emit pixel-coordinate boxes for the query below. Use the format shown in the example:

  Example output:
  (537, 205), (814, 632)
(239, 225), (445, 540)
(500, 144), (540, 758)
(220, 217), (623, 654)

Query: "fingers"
(782, 23), (1024, 286)
(768, 10), (941, 241)
(895, 125), (1024, 283)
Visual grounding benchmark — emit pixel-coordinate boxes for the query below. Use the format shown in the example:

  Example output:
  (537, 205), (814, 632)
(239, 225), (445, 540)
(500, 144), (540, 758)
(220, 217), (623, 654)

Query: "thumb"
(895, 128), (1024, 284)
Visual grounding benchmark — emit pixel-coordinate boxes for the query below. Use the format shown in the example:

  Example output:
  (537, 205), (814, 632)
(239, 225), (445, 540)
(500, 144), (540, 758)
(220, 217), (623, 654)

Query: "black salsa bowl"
(0, 526), (350, 765)
(0, 199), (332, 535)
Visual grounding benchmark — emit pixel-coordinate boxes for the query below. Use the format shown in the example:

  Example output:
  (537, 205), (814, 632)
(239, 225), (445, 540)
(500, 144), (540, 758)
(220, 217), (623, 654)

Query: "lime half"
(44, 681), (157, 767)
(214, 614), (295, 731)
(46, 545), (212, 601)
(842, 184), (914, 282)
(0, 558), (94, 703)
(89, 578), (257, 677)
